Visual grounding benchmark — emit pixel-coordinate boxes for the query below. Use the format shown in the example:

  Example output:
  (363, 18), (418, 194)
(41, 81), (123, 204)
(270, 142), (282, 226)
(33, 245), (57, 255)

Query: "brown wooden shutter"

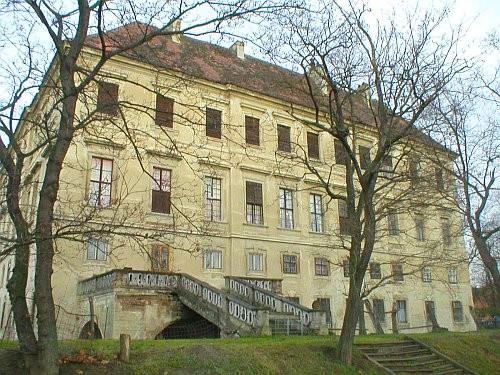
(206, 108), (222, 138)
(277, 125), (291, 152)
(152, 190), (171, 214)
(307, 132), (319, 159)
(335, 139), (348, 165)
(359, 146), (371, 169)
(435, 167), (444, 191)
(246, 181), (262, 205)
(245, 116), (260, 145)
(155, 94), (174, 127)
(97, 81), (119, 116)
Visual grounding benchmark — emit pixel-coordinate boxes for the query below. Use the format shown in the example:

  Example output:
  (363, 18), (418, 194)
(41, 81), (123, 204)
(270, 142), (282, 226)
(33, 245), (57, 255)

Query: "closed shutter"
(152, 190), (171, 214)
(307, 132), (319, 159)
(206, 108), (222, 138)
(335, 139), (348, 165)
(359, 146), (371, 169)
(97, 82), (119, 116)
(245, 116), (260, 145)
(277, 125), (291, 152)
(155, 94), (174, 127)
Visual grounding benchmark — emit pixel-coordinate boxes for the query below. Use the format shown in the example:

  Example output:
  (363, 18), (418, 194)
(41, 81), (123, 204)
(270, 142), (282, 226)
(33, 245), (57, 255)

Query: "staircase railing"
(225, 276), (326, 334)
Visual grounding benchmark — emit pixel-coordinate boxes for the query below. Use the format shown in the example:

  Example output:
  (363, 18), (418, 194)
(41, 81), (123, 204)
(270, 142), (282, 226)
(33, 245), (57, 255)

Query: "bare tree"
(260, 0), (468, 364)
(0, 1), (302, 373)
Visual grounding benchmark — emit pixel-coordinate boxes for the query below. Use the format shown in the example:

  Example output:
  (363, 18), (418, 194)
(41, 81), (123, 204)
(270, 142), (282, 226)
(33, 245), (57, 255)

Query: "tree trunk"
(358, 303), (367, 335)
(337, 281), (363, 364)
(474, 234), (500, 306)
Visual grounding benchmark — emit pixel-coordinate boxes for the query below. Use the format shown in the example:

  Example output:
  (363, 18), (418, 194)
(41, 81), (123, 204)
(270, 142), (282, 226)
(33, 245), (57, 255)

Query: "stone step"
(435, 369), (465, 375)
(376, 353), (437, 363)
(384, 358), (445, 368)
(368, 348), (431, 357)
(357, 340), (414, 348)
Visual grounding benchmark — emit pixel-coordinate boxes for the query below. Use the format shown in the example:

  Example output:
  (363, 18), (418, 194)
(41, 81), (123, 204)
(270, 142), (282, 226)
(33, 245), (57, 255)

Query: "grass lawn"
(1, 330), (498, 374)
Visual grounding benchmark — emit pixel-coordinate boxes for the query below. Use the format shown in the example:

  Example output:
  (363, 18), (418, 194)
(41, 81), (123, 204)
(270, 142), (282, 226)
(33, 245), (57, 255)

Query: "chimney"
(306, 59), (328, 95)
(168, 19), (181, 44)
(357, 83), (371, 104)
(230, 41), (245, 59)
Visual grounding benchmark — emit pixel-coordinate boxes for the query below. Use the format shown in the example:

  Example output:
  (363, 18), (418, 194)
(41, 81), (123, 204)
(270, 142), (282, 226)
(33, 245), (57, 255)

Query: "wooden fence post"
(120, 333), (130, 362)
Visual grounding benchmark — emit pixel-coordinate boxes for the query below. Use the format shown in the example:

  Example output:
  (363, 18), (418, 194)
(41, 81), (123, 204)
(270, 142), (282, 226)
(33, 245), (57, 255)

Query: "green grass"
(2, 330), (498, 374)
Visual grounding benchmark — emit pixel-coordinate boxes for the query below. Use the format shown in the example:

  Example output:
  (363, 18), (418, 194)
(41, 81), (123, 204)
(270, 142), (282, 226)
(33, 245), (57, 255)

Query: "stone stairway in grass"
(356, 336), (476, 374)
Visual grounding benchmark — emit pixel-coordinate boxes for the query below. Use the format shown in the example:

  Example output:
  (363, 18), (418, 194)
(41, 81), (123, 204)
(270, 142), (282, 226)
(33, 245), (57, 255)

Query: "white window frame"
(205, 177), (222, 221)
(422, 267), (432, 283)
(396, 300), (408, 323)
(247, 252), (264, 272)
(448, 268), (458, 284)
(310, 194), (323, 232)
(204, 249), (222, 269)
(279, 188), (294, 229)
(89, 157), (113, 207)
(86, 238), (108, 261)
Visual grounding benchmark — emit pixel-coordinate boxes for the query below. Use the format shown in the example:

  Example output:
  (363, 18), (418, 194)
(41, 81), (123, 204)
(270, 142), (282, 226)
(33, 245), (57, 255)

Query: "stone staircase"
(356, 336), (476, 374)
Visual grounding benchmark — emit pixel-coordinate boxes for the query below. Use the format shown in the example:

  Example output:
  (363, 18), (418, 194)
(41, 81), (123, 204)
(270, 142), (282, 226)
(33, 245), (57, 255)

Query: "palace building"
(0, 22), (476, 340)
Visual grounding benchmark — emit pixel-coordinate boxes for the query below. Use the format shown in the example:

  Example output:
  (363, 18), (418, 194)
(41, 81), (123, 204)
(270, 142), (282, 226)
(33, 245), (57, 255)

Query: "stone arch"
(79, 321), (102, 339)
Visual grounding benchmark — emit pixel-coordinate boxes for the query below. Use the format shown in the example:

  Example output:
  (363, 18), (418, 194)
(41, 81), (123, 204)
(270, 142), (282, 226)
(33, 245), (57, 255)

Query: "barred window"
(205, 177), (222, 221)
(392, 263), (404, 281)
(283, 254), (298, 274)
(448, 268), (458, 284)
(279, 188), (294, 229)
(152, 167), (171, 214)
(422, 267), (432, 282)
(246, 181), (263, 224)
(314, 257), (329, 276)
(89, 157), (113, 207)
(310, 194), (323, 232)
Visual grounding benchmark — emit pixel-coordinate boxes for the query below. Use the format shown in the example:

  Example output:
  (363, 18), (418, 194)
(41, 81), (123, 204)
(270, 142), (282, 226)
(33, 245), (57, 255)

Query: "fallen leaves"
(58, 349), (111, 366)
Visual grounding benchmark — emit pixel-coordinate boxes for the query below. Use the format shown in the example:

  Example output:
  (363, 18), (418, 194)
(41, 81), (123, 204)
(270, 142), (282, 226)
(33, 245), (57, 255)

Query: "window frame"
(151, 245), (169, 272)
(314, 257), (329, 276)
(307, 132), (320, 159)
(396, 300), (408, 324)
(247, 252), (264, 272)
(334, 139), (348, 165)
(310, 193), (323, 232)
(387, 210), (399, 235)
(370, 262), (382, 279)
(279, 188), (294, 229)
(97, 81), (119, 116)
(392, 263), (404, 281)
(151, 167), (172, 214)
(206, 107), (222, 138)
(204, 249), (223, 270)
(373, 299), (386, 323)
(338, 200), (350, 235)
(246, 181), (263, 225)
(422, 266), (432, 283)
(448, 268), (458, 284)
(442, 218), (452, 247)
(359, 145), (371, 170)
(415, 216), (425, 242)
(282, 254), (298, 274)
(452, 300), (464, 322)
(89, 157), (113, 207)
(205, 176), (222, 221)
(86, 238), (108, 261)
(343, 259), (350, 278)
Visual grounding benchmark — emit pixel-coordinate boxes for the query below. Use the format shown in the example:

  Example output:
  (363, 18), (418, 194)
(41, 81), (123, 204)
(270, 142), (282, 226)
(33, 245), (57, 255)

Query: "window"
(277, 124), (291, 152)
(338, 200), (350, 235)
(97, 81), (119, 116)
(387, 210), (399, 235)
(373, 299), (386, 323)
(409, 158), (419, 183)
(206, 107), (222, 138)
(425, 301), (436, 323)
(248, 252), (264, 272)
(435, 167), (445, 191)
(89, 157), (113, 207)
(152, 167), (171, 214)
(452, 301), (463, 322)
(155, 94), (174, 127)
(86, 238), (107, 261)
(151, 245), (169, 272)
(343, 259), (350, 278)
(422, 267), (432, 283)
(392, 263), (404, 281)
(307, 132), (320, 159)
(205, 177), (222, 221)
(396, 300), (408, 323)
(246, 181), (263, 224)
(283, 254), (298, 274)
(381, 155), (393, 177)
(448, 268), (458, 284)
(310, 194), (323, 232)
(359, 146), (371, 169)
(245, 115), (260, 145)
(335, 139), (348, 165)
(415, 216), (425, 241)
(279, 188), (294, 229)
(314, 298), (332, 325)
(315, 257), (329, 276)
(370, 262), (381, 279)
(205, 250), (222, 269)
(442, 219), (452, 247)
